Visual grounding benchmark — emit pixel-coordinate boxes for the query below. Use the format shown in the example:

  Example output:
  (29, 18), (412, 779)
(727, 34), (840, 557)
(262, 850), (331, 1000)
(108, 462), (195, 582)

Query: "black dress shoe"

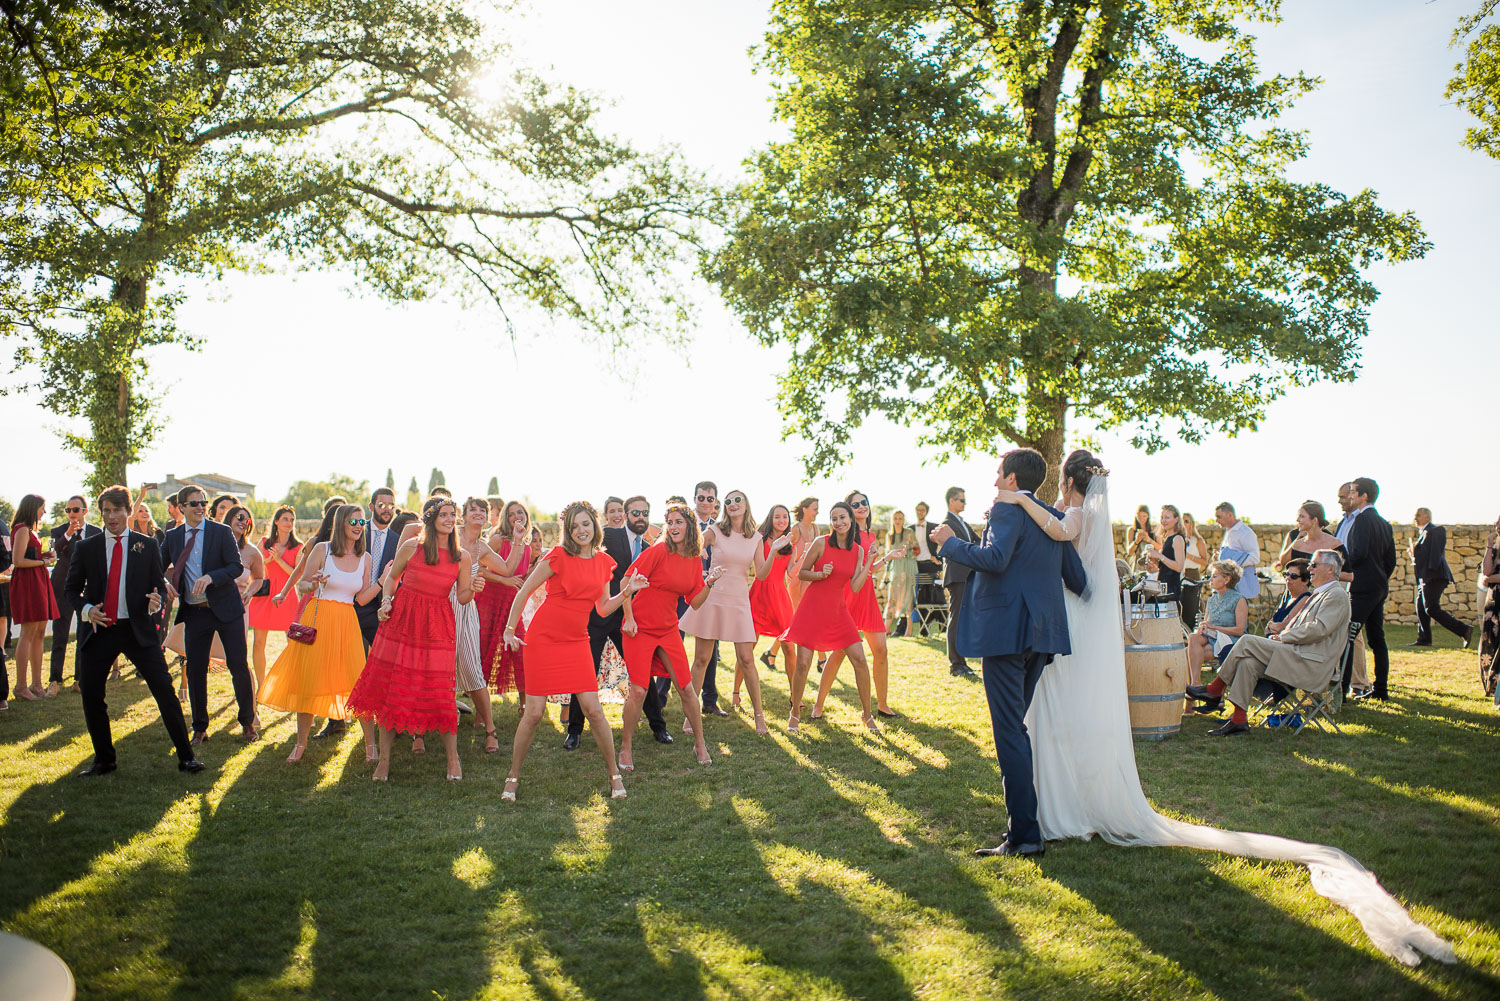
(1207, 719), (1249, 736)
(1406, 640), (1432, 648)
(311, 719), (346, 739)
(652, 730), (674, 745)
(1463, 626), (1475, 650)
(179, 759), (206, 773)
(562, 732), (581, 751)
(1184, 683), (1215, 700)
(950, 666), (976, 678)
(975, 841), (1044, 858)
(79, 761), (118, 777)
(707, 705), (731, 718)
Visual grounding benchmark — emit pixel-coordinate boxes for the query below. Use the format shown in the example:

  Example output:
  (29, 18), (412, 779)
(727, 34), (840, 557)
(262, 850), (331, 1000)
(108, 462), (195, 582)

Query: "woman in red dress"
(481, 500), (531, 698)
(812, 490), (905, 720)
(783, 501), (880, 734)
(248, 505), (302, 690)
(618, 503), (722, 770)
(348, 496), (483, 782)
(7, 495), (58, 701)
(501, 501), (642, 801)
(746, 503), (796, 687)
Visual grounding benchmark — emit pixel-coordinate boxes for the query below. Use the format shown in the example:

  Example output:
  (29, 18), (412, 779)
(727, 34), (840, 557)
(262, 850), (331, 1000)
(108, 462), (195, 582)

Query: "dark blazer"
(162, 519), (245, 623)
(1412, 523), (1454, 584)
(940, 511), (977, 587)
(356, 524), (406, 628)
(64, 531), (169, 649)
(589, 526), (637, 636)
(49, 522), (102, 604)
(1345, 506), (1397, 599)
(938, 496), (1087, 658)
(914, 521), (941, 567)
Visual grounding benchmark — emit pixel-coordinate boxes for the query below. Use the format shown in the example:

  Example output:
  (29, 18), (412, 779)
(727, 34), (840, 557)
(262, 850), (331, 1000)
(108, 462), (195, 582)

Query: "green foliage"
(280, 473), (369, 520)
(406, 475), (420, 510)
(0, 498), (14, 527)
(0, 0), (717, 490)
(487, 476), (501, 496)
(709, 0), (1428, 499)
(428, 468), (445, 494)
(1448, 1), (1500, 159)
(384, 468), (395, 490)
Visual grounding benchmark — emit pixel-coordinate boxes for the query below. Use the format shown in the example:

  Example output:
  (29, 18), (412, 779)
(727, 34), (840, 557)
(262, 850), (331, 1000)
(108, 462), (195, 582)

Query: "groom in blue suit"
(932, 448), (1086, 857)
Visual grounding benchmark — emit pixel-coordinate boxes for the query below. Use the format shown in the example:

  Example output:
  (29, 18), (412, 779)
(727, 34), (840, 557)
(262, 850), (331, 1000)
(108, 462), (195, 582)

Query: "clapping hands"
(929, 523), (954, 548)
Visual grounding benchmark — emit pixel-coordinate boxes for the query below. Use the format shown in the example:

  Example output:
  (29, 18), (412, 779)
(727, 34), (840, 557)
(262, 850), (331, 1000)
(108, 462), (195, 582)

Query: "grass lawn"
(2, 623), (1498, 1000)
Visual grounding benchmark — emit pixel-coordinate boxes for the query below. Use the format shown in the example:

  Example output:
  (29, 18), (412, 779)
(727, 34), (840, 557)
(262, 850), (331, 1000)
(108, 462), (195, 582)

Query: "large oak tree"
(709, 0), (1428, 500)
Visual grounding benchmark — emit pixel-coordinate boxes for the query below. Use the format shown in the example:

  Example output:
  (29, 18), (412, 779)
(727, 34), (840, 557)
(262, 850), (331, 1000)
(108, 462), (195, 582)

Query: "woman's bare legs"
(507, 694), (547, 781)
(787, 645), (816, 731)
(844, 642), (879, 731)
(678, 681), (710, 763)
(867, 631), (891, 714)
(734, 640), (767, 734)
(686, 636), (713, 732)
(812, 647), (846, 717)
(575, 691), (624, 796)
(466, 687), (498, 752)
(372, 726), (395, 780)
(441, 729), (460, 779)
(619, 682), (647, 771)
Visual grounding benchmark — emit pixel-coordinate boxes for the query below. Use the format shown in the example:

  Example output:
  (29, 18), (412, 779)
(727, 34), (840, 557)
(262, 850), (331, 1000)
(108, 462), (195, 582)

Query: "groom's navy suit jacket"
(938, 494), (1087, 659)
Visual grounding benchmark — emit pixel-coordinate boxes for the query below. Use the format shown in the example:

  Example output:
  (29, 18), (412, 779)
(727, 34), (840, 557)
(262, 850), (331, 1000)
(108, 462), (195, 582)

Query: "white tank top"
(320, 549), (368, 604)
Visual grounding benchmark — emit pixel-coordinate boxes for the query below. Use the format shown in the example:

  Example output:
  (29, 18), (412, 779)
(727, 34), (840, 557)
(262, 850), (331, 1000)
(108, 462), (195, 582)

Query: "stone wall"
(293, 518), (1494, 629)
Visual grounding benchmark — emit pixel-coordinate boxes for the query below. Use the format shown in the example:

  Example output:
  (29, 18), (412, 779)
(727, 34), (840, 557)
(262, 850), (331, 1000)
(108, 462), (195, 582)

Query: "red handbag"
(286, 585), (321, 645)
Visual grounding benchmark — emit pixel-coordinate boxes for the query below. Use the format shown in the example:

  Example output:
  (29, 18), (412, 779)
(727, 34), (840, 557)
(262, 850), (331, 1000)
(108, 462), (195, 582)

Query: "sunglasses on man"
(66, 506), (83, 513)
(627, 509), (649, 518)
(695, 494), (714, 502)
(184, 500), (207, 508)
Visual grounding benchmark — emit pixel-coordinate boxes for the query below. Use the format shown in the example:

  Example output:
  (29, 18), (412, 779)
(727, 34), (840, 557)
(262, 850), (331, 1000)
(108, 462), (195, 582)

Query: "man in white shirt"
(1186, 549), (1351, 735)
(1215, 501), (1260, 600)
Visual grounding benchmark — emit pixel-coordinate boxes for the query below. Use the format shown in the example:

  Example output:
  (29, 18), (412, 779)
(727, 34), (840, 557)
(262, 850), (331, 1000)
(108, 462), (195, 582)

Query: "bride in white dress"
(996, 449), (1454, 967)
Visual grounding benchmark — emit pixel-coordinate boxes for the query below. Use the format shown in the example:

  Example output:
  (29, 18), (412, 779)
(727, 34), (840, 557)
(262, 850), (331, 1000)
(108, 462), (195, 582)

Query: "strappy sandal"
(787, 705), (801, 734)
(484, 728), (499, 754)
(863, 713), (881, 734)
(617, 751), (634, 772)
(754, 711), (768, 735)
(501, 776), (518, 801)
(286, 743), (306, 764)
(610, 774), (627, 799)
(759, 651), (775, 671)
(695, 748), (712, 765)
(365, 741), (379, 763)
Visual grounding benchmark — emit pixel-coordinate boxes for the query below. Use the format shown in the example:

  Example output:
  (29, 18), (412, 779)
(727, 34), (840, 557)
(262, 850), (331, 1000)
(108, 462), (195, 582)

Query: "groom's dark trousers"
(982, 652), (1048, 847)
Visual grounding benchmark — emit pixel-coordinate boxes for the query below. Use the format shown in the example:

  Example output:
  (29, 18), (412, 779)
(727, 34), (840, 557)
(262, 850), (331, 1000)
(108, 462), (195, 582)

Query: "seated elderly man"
(1185, 549), (1351, 736)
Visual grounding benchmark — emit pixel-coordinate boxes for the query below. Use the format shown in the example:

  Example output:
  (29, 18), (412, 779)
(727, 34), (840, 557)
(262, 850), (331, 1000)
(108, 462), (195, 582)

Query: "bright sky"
(3, 0), (1497, 526)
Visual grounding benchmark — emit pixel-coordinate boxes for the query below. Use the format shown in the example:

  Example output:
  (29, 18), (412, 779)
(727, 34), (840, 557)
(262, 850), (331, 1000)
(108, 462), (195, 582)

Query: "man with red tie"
(64, 485), (203, 776)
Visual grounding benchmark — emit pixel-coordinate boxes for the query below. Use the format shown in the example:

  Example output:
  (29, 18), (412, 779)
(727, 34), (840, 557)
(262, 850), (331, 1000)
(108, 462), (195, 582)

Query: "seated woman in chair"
(1186, 561), (1248, 701)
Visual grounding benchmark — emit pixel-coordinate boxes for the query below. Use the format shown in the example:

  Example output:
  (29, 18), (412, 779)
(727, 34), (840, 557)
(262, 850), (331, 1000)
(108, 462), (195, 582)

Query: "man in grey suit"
(1186, 549), (1352, 734)
(939, 486), (977, 678)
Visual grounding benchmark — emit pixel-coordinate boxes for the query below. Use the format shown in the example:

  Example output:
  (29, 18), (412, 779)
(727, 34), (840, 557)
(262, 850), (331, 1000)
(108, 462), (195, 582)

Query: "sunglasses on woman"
(348, 518), (369, 527)
(851, 499), (869, 509)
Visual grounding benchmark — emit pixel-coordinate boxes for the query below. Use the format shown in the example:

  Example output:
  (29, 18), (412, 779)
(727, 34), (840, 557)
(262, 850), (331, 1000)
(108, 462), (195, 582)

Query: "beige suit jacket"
(1264, 584), (1352, 690)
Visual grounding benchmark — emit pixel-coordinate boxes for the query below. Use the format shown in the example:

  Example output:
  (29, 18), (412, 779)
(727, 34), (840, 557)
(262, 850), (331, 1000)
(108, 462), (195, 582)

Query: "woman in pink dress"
(348, 497), (483, 782)
(481, 500), (531, 698)
(7, 495), (58, 700)
(249, 505), (302, 686)
(811, 490), (905, 721)
(680, 490), (792, 736)
(746, 503), (797, 689)
(500, 501), (642, 802)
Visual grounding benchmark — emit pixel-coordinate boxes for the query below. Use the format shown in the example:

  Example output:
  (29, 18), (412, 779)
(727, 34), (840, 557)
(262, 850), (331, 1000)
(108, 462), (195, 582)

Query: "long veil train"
(1025, 475), (1455, 966)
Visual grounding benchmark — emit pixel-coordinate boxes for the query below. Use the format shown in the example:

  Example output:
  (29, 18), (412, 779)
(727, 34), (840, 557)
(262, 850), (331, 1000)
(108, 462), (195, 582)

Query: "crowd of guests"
(2, 472), (1497, 782)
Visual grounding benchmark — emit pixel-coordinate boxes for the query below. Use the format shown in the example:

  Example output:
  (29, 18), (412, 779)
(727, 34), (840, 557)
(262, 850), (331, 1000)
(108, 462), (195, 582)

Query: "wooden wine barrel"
(1123, 601), (1189, 740)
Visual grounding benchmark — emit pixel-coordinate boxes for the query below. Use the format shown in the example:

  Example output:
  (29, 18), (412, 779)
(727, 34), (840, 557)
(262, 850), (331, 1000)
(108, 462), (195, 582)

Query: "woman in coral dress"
(618, 503), (722, 770)
(783, 501), (881, 734)
(481, 500), (531, 697)
(259, 504), (381, 763)
(7, 495), (58, 700)
(679, 490), (791, 736)
(812, 490), (905, 720)
(747, 503), (797, 685)
(348, 497), (481, 782)
(248, 505), (302, 685)
(500, 501), (641, 802)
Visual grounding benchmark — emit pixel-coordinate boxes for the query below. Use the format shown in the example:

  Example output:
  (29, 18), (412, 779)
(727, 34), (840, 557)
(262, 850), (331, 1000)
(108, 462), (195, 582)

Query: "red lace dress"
(622, 544), (706, 688)
(783, 538), (861, 653)
(347, 549), (461, 734)
(749, 539), (793, 638)
(482, 539), (529, 695)
(522, 548), (614, 697)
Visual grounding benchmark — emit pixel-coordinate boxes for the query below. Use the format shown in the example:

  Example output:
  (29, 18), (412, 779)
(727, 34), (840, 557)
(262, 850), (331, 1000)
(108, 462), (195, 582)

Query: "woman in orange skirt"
(500, 501), (643, 802)
(783, 501), (880, 734)
(618, 503), (722, 770)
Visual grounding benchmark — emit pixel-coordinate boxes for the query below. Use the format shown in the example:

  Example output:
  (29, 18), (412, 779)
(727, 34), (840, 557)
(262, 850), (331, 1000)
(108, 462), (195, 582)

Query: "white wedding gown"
(1025, 477), (1455, 966)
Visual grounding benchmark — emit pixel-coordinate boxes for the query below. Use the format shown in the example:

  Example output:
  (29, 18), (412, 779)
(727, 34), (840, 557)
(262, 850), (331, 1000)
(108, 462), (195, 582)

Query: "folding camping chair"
(911, 571), (948, 637)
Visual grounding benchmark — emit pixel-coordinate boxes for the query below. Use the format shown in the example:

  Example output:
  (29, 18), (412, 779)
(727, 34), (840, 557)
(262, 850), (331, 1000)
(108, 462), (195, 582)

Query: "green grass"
(2, 623), (1497, 1000)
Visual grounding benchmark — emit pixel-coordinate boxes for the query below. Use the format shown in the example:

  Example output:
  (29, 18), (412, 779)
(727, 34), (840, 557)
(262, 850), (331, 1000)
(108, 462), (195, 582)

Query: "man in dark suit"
(940, 486), (978, 678)
(564, 495), (673, 750)
(64, 485), (203, 776)
(48, 493), (103, 694)
(932, 449), (1086, 857)
(1409, 508), (1473, 648)
(1341, 476), (1397, 700)
(162, 482), (256, 743)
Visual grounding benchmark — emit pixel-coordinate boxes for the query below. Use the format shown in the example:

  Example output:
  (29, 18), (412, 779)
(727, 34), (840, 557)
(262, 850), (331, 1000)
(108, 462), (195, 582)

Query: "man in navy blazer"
(162, 482), (257, 743)
(932, 448), (1086, 858)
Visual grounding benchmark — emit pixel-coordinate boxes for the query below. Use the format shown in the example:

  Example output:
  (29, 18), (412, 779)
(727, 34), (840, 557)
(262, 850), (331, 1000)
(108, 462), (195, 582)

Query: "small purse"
(286, 584), (321, 645)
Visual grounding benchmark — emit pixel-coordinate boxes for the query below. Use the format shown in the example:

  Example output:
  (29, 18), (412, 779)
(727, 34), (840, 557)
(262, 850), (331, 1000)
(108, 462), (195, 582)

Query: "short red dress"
(844, 532), (885, 634)
(622, 544), (706, 688)
(522, 548), (614, 697)
(248, 542), (302, 631)
(8, 530), (59, 624)
(783, 538), (861, 653)
(346, 549), (461, 734)
(478, 539), (529, 694)
(749, 539), (793, 638)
